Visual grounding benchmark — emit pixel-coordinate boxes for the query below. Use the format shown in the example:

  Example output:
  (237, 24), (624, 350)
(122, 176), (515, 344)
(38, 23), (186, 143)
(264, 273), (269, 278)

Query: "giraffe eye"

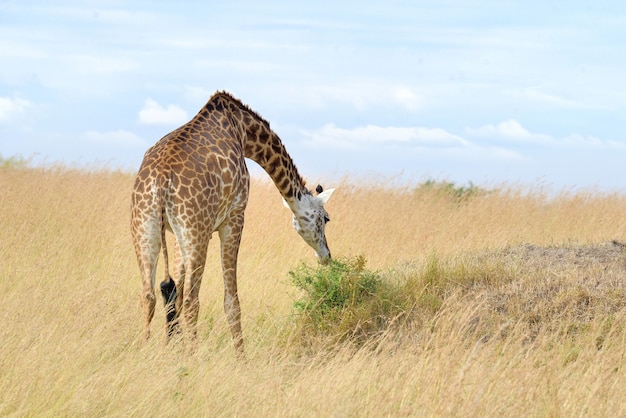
(324, 216), (330, 223)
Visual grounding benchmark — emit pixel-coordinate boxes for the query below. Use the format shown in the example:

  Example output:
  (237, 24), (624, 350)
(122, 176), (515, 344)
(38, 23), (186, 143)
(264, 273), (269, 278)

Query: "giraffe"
(130, 91), (335, 354)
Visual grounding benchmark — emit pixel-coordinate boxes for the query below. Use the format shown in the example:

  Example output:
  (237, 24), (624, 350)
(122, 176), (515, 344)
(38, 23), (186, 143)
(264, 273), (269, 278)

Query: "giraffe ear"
(316, 188), (335, 205)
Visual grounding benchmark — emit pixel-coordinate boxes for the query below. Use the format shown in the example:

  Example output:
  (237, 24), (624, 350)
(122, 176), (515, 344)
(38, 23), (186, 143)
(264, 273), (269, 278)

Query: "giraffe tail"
(157, 181), (177, 332)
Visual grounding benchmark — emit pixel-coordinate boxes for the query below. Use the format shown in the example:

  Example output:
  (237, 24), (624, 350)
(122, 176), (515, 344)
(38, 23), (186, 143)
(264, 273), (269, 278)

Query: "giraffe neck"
(207, 92), (309, 205)
(246, 128), (308, 202)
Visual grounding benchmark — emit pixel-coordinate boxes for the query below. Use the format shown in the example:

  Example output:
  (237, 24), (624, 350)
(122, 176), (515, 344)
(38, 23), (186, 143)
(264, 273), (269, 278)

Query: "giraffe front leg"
(223, 266), (243, 353)
(219, 213), (245, 356)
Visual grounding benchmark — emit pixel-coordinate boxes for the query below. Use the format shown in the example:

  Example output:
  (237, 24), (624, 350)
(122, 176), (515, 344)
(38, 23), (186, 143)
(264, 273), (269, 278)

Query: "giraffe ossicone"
(130, 90), (335, 355)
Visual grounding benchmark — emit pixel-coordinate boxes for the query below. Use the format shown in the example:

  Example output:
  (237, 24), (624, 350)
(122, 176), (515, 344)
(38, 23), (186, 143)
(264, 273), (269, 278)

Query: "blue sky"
(1, 1), (625, 191)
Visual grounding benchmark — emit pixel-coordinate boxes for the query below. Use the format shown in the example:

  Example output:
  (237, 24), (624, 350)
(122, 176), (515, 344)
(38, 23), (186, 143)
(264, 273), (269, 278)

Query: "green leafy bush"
(289, 256), (408, 347)
(287, 253), (513, 350)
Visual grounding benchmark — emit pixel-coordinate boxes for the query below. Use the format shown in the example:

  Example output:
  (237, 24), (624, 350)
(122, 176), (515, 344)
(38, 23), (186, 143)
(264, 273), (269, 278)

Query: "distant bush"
(0, 154), (28, 168)
(417, 179), (487, 202)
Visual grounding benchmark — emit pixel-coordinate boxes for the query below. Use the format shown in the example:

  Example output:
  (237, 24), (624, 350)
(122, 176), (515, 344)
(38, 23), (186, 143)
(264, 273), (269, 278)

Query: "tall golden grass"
(1, 165), (626, 416)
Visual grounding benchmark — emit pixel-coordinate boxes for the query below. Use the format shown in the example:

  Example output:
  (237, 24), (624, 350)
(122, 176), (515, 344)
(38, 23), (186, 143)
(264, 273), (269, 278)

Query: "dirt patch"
(498, 240), (626, 273)
(464, 241), (626, 342)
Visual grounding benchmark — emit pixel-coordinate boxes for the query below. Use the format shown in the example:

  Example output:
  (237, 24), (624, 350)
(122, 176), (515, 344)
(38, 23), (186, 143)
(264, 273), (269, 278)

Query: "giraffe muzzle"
(317, 249), (331, 265)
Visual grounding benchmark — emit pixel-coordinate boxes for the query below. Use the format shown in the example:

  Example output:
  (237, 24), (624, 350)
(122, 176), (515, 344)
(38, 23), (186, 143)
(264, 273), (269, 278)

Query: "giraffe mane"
(209, 90), (308, 194)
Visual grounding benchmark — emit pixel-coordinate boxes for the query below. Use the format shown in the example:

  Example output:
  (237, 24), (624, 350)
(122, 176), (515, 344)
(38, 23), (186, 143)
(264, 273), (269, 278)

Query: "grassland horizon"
(1, 164), (626, 416)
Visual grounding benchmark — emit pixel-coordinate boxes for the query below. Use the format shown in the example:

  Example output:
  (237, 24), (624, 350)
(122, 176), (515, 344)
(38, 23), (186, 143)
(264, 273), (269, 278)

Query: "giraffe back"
(131, 107), (251, 250)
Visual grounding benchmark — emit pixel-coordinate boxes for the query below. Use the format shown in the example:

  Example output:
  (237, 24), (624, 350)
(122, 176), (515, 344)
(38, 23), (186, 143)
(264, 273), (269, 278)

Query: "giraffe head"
(284, 185), (335, 264)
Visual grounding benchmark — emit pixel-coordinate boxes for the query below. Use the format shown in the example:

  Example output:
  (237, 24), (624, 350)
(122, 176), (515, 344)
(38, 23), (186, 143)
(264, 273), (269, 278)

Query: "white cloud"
(393, 87), (421, 111)
(466, 119), (626, 149)
(559, 134), (626, 150)
(302, 123), (469, 150)
(0, 96), (31, 123)
(184, 85), (214, 103)
(89, 8), (159, 25)
(299, 122), (526, 166)
(466, 119), (551, 143)
(292, 83), (422, 112)
(138, 99), (188, 125)
(511, 87), (594, 109)
(67, 54), (139, 75)
(84, 129), (147, 147)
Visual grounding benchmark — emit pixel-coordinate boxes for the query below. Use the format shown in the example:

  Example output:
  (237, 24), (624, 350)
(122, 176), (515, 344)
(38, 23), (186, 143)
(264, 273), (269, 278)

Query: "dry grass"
(1, 165), (626, 416)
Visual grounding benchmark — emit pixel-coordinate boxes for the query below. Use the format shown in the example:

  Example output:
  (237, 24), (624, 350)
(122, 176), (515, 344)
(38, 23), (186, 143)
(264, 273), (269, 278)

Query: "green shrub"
(289, 256), (407, 346)
(286, 252), (511, 350)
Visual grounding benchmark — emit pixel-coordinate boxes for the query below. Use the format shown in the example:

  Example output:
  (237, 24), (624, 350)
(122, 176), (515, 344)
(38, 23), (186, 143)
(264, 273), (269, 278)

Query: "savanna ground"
(1, 162), (626, 416)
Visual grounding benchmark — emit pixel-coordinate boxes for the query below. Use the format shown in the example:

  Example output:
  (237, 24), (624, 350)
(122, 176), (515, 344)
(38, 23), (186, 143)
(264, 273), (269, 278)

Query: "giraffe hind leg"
(135, 236), (159, 340)
(218, 211), (246, 356)
(138, 260), (157, 341)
